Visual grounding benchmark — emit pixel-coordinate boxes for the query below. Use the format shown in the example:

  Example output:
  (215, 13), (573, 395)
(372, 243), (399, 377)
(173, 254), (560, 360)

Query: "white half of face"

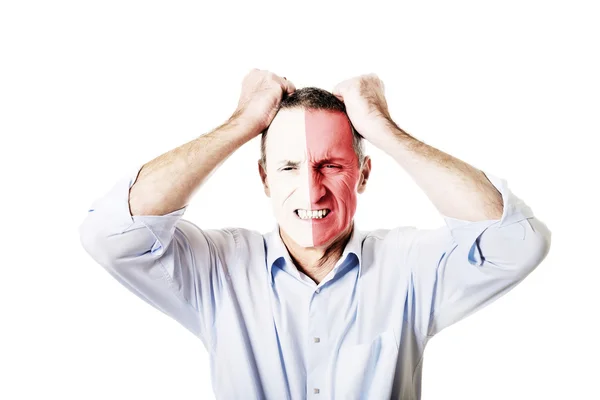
(265, 108), (314, 247)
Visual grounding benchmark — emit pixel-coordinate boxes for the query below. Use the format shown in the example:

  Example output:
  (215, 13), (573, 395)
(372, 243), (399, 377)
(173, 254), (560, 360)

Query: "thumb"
(332, 83), (345, 102)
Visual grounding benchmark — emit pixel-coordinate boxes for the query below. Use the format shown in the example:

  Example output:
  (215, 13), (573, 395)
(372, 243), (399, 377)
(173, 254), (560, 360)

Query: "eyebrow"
(277, 158), (348, 167)
(277, 160), (301, 168)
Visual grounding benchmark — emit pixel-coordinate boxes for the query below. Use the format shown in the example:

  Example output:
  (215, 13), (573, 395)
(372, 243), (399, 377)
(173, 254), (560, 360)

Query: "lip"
(293, 209), (333, 223)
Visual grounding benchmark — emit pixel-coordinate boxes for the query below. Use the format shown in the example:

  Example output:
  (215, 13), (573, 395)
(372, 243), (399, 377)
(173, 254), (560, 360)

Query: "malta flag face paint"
(265, 108), (361, 248)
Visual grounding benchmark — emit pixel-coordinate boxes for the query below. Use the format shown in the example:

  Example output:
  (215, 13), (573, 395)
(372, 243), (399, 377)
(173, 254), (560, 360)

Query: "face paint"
(264, 109), (313, 247)
(263, 108), (361, 248)
(305, 109), (359, 247)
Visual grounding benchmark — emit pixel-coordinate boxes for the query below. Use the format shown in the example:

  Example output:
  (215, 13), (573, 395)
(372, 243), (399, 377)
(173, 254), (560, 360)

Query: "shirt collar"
(264, 222), (364, 285)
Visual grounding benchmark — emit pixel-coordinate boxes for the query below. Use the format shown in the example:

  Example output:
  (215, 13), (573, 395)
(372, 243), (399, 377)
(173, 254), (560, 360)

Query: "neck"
(279, 222), (354, 284)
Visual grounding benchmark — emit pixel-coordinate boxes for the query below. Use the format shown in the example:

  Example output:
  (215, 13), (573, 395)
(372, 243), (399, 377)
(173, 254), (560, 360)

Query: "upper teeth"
(297, 209), (329, 219)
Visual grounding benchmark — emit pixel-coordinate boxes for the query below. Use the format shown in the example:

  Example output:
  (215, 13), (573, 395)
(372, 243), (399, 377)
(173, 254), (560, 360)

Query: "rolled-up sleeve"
(410, 172), (552, 338)
(78, 164), (234, 347)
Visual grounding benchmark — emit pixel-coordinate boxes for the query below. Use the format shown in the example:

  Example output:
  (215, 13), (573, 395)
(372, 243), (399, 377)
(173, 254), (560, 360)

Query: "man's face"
(259, 108), (369, 248)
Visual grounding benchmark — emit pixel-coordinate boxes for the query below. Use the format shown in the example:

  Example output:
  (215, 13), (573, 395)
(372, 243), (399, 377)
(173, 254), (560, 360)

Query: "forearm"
(374, 120), (503, 222)
(129, 112), (260, 216)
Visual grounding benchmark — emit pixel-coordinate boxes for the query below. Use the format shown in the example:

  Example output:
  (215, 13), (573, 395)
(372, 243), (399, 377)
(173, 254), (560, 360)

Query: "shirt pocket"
(333, 329), (399, 399)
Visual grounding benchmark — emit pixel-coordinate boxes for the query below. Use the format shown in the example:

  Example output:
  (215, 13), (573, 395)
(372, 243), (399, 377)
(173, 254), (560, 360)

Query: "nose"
(309, 169), (327, 203)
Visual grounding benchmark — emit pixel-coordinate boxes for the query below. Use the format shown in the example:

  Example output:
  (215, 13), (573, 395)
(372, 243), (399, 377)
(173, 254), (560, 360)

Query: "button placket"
(307, 286), (327, 397)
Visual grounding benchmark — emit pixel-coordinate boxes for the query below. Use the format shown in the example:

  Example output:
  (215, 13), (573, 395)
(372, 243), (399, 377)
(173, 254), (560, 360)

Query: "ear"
(258, 160), (271, 197)
(357, 156), (372, 194)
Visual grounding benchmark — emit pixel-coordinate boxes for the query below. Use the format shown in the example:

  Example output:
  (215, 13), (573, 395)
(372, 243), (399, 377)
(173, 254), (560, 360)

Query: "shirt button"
(313, 337), (320, 343)
(313, 388), (320, 394)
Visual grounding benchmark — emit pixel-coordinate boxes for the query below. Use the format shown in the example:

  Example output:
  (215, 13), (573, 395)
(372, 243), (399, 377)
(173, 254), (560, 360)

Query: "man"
(79, 69), (551, 399)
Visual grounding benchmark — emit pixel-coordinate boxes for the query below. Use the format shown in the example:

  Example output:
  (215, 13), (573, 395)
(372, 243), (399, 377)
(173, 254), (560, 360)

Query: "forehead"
(265, 108), (354, 164)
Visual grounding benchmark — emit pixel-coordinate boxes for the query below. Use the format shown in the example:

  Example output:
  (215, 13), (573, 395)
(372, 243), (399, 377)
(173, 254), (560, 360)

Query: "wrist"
(360, 116), (401, 147)
(232, 109), (266, 134)
(225, 110), (265, 139)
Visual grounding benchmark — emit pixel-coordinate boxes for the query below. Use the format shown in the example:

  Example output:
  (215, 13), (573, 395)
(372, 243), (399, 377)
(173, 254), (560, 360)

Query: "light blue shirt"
(79, 164), (551, 399)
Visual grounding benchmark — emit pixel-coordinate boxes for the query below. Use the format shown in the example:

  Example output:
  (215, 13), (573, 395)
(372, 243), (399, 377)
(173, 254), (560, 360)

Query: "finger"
(332, 82), (346, 101)
(275, 75), (295, 94)
(284, 79), (296, 94)
(332, 82), (342, 95)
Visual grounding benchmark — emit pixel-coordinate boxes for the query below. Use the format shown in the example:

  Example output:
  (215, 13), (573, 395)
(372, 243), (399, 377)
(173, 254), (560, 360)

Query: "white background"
(1, 0), (598, 399)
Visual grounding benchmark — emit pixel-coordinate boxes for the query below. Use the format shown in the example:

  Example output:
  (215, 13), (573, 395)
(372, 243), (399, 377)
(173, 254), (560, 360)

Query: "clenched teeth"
(295, 209), (330, 219)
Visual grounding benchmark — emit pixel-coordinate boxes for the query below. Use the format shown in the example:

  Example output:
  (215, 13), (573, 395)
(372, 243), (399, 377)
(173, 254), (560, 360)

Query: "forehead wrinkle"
(305, 122), (354, 164)
(268, 143), (307, 171)
(307, 143), (356, 164)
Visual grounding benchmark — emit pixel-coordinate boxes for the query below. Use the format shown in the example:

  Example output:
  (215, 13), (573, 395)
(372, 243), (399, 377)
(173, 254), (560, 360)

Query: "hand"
(333, 74), (395, 145)
(233, 69), (296, 135)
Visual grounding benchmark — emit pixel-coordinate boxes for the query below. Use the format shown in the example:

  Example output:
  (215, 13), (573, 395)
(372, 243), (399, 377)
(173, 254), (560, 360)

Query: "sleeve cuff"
(86, 163), (188, 257)
(441, 172), (535, 266)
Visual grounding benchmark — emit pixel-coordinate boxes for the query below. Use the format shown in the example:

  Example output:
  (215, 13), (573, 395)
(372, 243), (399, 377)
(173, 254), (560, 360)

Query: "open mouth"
(294, 209), (331, 220)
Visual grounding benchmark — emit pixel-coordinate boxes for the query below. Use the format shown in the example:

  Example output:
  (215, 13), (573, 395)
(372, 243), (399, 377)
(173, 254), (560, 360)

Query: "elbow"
(476, 216), (551, 276)
(78, 214), (126, 268)
(79, 216), (167, 268)
(79, 218), (112, 267)
(514, 217), (552, 276)
(79, 216), (96, 256)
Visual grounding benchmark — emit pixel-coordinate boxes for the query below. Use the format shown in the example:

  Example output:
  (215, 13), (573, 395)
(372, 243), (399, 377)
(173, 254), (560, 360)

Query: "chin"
(296, 239), (316, 248)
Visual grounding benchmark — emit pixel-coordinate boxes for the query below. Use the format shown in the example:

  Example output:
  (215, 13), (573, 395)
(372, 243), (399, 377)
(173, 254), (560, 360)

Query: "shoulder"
(173, 221), (264, 255)
(354, 226), (417, 259)
(361, 225), (419, 244)
(359, 225), (453, 255)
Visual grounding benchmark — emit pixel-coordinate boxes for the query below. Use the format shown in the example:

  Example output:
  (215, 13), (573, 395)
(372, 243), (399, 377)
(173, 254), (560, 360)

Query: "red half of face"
(304, 109), (360, 247)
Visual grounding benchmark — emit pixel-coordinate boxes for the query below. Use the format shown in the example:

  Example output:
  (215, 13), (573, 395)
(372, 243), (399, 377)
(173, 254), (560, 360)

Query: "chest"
(209, 246), (413, 399)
